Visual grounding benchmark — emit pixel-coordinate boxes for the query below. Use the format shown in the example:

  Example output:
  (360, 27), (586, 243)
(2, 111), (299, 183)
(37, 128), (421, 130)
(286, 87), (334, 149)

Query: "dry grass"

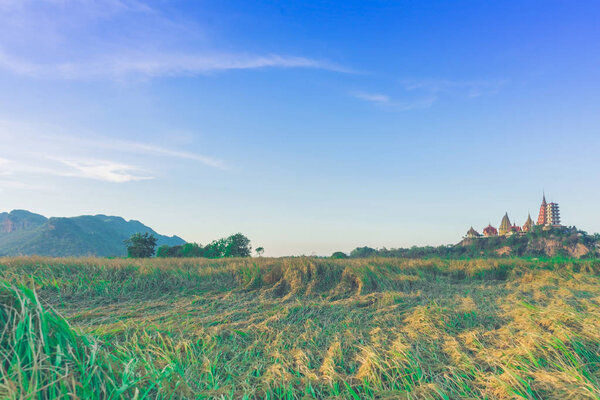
(1, 256), (600, 399)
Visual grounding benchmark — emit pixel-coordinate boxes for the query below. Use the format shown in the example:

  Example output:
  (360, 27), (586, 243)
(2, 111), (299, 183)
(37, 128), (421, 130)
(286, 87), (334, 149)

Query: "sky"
(0, 0), (599, 256)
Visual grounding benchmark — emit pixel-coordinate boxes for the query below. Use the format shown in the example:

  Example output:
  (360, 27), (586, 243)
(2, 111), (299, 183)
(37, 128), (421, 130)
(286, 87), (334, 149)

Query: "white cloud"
(350, 91), (391, 104)
(52, 158), (152, 183)
(350, 91), (437, 111)
(0, 156), (150, 183)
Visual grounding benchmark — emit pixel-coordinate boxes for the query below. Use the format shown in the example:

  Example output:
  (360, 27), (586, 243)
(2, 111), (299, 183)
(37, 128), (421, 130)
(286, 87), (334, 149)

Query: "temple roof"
(500, 213), (511, 230)
(467, 226), (480, 236)
(523, 213), (534, 231)
(483, 224), (498, 234)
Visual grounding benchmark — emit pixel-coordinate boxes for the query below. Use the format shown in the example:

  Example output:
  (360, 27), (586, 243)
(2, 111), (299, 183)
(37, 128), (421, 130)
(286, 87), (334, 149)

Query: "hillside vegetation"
(348, 226), (600, 259)
(1, 257), (600, 399)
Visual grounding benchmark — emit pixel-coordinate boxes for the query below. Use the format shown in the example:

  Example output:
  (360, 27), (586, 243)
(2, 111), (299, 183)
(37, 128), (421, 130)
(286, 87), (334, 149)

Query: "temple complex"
(465, 194), (562, 238)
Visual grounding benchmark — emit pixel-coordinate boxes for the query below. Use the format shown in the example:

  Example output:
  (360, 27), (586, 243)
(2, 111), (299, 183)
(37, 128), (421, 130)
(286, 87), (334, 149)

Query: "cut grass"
(1, 257), (600, 399)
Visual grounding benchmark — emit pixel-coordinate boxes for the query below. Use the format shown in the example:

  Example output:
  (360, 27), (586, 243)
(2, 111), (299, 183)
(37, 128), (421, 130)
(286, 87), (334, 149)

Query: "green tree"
(255, 247), (264, 257)
(224, 233), (252, 257)
(350, 246), (377, 258)
(331, 251), (348, 259)
(124, 232), (158, 258)
(204, 238), (227, 258)
(156, 245), (170, 258)
(157, 244), (184, 258)
(181, 243), (204, 257)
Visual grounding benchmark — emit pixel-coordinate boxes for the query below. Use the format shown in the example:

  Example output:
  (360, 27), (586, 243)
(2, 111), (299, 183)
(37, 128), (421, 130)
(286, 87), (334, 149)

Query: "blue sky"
(1, 0), (599, 255)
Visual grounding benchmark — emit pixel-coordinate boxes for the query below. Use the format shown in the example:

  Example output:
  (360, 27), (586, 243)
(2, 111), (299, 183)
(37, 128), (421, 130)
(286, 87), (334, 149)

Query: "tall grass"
(1, 256), (600, 399)
(0, 283), (141, 399)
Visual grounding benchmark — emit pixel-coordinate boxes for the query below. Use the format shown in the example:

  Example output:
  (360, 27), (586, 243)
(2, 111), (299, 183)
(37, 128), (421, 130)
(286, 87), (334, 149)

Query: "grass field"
(1, 257), (600, 399)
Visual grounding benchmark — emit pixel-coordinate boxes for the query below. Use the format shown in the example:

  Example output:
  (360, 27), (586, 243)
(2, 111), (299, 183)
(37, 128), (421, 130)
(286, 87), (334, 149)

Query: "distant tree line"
(157, 233), (252, 258)
(124, 232), (254, 259)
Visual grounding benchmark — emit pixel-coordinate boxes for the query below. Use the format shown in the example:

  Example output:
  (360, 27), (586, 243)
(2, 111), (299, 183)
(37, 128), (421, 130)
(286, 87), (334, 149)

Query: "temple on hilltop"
(464, 193), (562, 239)
(537, 194), (561, 226)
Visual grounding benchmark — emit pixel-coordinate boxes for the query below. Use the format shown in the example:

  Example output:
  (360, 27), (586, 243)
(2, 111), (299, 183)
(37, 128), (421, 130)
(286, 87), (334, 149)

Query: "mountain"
(0, 210), (186, 257)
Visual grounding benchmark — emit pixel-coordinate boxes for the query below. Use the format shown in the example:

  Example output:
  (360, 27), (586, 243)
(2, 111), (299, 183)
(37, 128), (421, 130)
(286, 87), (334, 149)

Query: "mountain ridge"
(0, 210), (186, 257)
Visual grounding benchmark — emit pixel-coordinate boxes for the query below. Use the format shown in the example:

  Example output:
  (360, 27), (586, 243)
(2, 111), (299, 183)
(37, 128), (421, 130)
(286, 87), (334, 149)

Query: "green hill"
(0, 210), (185, 257)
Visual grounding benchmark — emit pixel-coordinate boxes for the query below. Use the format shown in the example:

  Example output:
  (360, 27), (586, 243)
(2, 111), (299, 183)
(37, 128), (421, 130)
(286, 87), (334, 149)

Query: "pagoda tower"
(522, 213), (534, 232)
(499, 213), (512, 236)
(537, 194), (561, 226)
(547, 202), (561, 225)
(537, 194), (548, 225)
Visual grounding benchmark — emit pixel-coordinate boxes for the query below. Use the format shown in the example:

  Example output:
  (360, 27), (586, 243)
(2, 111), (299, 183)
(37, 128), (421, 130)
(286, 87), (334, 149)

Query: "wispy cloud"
(0, 179), (49, 191)
(350, 91), (437, 111)
(401, 79), (507, 98)
(0, 119), (227, 171)
(0, 0), (154, 14)
(0, 51), (350, 80)
(0, 1), (352, 80)
(52, 134), (228, 171)
(350, 92), (391, 104)
(51, 157), (153, 183)
(0, 119), (228, 185)
(0, 156), (150, 183)
(115, 141), (227, 170)
(350, 78), (506, 111)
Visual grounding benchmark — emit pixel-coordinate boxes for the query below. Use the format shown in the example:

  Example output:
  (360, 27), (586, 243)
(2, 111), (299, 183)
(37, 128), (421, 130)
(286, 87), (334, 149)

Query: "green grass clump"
(1, 256), (600, 399)
(0, 283), (143, 399)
